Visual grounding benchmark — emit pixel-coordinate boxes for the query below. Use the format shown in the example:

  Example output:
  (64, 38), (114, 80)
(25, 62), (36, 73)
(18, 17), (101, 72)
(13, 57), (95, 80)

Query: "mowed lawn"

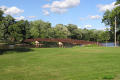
(0, 47), (120, 80)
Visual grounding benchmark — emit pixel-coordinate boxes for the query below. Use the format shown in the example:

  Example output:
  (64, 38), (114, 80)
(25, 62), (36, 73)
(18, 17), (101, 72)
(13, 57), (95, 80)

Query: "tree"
(115, 0), (120, 5)
(101, 28), (110, 46)
(102, 1), (120, 42)
(0, 23), (5, 40)
(81, 28), (90, 41)
(9, 20), (31, 42)
(66, 24), (78, 33)
(0, 10), (4, 21)
(66, 24), (83, 39)
(0, 15), (15, 41)
(54, 24), (70, 38)
(30, 20), (51, 38)
(75, 29), (82, 40)
(8, 23), (21, 42)
(71, 29), (82, 40)
(0, 10), (5, 40)
(93, 30), (104, 43)
(19, 20), (31, 42)
(46, 28), (55, 38)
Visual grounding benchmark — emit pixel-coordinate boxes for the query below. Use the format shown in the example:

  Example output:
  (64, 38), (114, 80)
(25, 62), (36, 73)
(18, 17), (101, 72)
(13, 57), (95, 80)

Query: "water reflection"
(0, 44), (33, 55)
(0, 44), (34, 49)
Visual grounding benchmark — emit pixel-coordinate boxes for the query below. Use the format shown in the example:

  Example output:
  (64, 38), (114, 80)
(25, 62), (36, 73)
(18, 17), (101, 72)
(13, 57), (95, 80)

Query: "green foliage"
(7, 20), (31, 42)
(54, 24), (70, 38)
(0, 15), (15, 40)
(102, 0), (120, 43)
(0, 10), (3, 21)
(101, 29), (110, 42)
(0, 11), (30, 43)
(66, 24), (82, 39)
(0, 9), (113, 44)
(30, 20), (51, 38)
(115, 0), (120, 5)
(102, 2), (120, 41)
(31, 42), (35, 45)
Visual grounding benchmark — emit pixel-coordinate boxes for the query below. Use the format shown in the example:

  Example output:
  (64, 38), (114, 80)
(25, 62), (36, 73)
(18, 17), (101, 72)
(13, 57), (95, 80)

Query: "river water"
(101, 42), (119, 47)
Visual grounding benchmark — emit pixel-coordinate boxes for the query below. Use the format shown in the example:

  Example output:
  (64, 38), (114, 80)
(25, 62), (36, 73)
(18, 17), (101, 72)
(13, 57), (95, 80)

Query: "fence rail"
(24, 38), (101, 45)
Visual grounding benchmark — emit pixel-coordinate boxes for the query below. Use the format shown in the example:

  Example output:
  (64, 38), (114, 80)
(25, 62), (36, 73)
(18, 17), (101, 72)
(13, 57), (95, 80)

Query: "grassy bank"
(0, 47), (120, 80)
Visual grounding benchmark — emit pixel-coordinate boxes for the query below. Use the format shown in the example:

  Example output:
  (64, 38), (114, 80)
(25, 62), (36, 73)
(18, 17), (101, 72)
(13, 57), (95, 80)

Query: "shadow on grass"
(0, 47), (33, 55)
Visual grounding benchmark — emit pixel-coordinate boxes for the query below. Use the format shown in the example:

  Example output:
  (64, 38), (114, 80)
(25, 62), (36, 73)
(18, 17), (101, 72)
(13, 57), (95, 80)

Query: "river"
(101, 42), (120, 47)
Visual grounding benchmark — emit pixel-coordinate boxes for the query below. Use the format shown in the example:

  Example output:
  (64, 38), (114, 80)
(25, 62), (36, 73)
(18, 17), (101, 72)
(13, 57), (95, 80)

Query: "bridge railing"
(24, 38), (101, 45)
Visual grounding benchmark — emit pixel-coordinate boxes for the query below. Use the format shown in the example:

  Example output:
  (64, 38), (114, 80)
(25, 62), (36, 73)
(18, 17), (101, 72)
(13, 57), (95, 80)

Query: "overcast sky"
(0, 0), (116, 30)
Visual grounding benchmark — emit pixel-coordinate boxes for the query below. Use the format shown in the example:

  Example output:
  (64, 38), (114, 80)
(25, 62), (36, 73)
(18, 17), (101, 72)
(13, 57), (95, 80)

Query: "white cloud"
(0, 6), (24, 15)
(85, 25), (92, 28)
(27, 16), (36, 19)
(43, 10), (50, 16)
(89, 15), (101, 19)
(97, 2), (120, 12)
(42, 4), (51, 8)
(42, 0), (80, 14)
(15, 16), (36, 20)
(0, 6), (7, 11)
(99, 27), (111, 31)
(51, 8), (67, 13)
(80, 17), (86, 21)
(15, 16), (25, 21)
(80, 15), (101, 21)
(104, 27), (110, 31)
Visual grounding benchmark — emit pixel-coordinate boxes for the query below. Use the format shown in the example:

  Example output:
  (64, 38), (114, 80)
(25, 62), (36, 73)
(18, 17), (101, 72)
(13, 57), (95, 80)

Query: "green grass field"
(0, 47), (120, 80)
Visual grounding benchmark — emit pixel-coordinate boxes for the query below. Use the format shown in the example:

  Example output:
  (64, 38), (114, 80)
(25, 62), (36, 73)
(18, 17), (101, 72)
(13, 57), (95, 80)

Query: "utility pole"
(115, 16), (117, 47)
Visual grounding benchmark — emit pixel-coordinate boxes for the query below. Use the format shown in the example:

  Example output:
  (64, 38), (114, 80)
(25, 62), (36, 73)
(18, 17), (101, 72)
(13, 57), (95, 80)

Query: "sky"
(0, 0), (116, 30)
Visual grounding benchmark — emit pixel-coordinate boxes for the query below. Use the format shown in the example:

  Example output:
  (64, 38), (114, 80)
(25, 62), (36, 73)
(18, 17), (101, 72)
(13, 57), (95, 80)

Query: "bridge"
(24, 38), (100, 45)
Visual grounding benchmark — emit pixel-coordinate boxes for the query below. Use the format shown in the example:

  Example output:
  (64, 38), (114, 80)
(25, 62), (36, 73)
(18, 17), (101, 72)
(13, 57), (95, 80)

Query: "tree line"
(1, 0), (120, 44)
(0, 10), (110, 44)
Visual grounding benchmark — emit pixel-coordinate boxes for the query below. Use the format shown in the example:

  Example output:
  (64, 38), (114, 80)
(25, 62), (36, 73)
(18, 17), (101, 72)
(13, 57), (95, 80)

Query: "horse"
(35, 41), (39, 48)
(58, 42), (63, 48)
